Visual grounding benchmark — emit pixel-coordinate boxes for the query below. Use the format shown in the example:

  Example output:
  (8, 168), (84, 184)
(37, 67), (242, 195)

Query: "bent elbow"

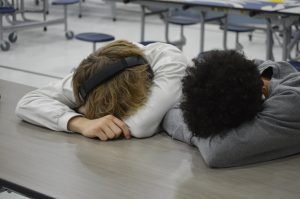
(202, 155), (225, 168)
(200, 147), (238, 168)
(15, 98), (27, 119)
(130, 124), (158, 138)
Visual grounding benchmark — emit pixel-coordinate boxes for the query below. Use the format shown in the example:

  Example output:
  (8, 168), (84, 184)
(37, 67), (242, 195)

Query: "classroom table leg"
(140, 5), (146, 42)
(266, 17), (274, 60)
(222, 14), (228, 50)
(200, 11), (206, 53)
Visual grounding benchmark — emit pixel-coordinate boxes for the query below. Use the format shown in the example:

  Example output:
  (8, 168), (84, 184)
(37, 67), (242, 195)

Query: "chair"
(52, 0), (81, 39)
(165, 9), (201, 50)
(140, 5), (168, 42)
(220, 14), (266, 51)
(139, 41), (160, 46)
(220, 24), (255, 51)
(289, 61), (300, 71)
(78, 0), (82, 18)
(75, 32), (115, 52)
(140, 6), (225, 51)
(284, 24), (300, 60)
(0, 5), (16, 51)
(165, 9), (225, 50)
(35, 0), (82, 17)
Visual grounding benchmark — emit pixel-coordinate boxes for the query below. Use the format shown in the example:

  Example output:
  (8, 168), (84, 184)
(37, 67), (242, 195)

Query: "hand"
(68, 115), (130, 141)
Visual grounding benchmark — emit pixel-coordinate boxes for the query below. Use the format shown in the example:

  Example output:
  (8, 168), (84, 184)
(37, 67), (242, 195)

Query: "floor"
(0, 0), (286, 88)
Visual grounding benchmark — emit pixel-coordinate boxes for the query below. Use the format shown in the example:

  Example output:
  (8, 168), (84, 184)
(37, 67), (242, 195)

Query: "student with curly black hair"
(163, 50), (300, 168)
(181, 50), (263, 138)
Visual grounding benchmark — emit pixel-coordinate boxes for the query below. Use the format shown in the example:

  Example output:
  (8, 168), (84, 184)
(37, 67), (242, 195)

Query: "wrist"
(67, 116), (88, 134)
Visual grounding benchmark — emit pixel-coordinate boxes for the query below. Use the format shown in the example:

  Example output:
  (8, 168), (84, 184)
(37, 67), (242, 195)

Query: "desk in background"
(0, 79), (300, 199)
(0, 0), (79, 51)
(113, 0), (300, 60)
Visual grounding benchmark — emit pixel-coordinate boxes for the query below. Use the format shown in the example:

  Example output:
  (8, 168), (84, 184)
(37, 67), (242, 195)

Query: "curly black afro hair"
(181, 50), (263, 138)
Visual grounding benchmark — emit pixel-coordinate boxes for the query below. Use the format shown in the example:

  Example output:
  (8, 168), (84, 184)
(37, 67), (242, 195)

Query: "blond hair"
(72, 40), (152, 119)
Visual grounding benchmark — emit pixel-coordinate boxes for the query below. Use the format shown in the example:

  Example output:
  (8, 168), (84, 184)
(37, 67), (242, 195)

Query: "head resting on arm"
(72, 40), (153, 120)
(181, 50), (263, 138)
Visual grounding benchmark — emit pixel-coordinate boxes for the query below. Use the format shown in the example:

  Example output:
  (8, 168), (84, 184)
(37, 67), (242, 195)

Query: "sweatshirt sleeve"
(163, 82), (300, 168)
(197, 75), (300, 167)
(124, 43), (189, 138)
(162, 104), (194, 144)
(164, 61), (300, 168)
(15, 74), (82, 132)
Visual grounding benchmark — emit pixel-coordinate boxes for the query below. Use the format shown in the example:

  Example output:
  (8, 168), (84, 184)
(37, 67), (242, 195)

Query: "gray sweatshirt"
(163, 60), (300, 168)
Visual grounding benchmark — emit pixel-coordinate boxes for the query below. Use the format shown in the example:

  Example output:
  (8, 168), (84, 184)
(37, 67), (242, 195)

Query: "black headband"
(79, 56), (153, 100)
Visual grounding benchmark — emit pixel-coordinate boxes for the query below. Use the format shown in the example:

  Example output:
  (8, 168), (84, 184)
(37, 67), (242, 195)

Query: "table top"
(278, 5), (300, 15)
(123, 0), (300, 14)
(1, 79), (300, 199)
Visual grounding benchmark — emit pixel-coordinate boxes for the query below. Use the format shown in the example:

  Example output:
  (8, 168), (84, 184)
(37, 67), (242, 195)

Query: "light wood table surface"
(1, 79), (300, 199)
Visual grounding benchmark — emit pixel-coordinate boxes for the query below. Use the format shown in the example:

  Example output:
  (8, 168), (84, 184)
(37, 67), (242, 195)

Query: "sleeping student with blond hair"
(16, 40), (188, 140)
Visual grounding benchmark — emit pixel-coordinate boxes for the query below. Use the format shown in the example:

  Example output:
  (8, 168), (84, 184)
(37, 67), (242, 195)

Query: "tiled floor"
(0, 0), (286, 88)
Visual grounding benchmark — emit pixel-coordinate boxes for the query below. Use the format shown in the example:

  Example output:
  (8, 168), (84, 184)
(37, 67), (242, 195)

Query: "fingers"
(111, 117), (130, 139)
(97, 115), (130, 140)
(107, 121), (123, 138)
(102, 125), (118, 139)
(95, 130), (108, 141)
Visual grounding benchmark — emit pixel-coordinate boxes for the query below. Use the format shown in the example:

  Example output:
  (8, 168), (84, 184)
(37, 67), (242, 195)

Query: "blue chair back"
(289, 61), (300, 71)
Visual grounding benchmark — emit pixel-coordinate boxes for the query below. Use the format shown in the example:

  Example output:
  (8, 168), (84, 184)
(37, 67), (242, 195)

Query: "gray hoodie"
(163, 60), (300, 168)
